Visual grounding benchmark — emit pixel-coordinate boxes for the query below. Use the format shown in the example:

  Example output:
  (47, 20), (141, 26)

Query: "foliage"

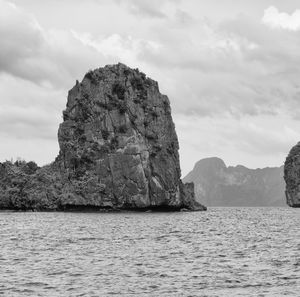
(112, 83), (126, 100)
(23, 161), (39, 175)
(118, 124), (127, 134)
(85, 70), (98, 84)
(130, 76), (144, 90)
(110, 136), (119, 150)
(118, 102), (127, 114)
(101, 130), (110, 140)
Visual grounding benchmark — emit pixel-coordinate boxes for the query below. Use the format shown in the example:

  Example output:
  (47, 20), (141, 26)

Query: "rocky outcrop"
(284, 142), (300, 207)
(0, 161), (62, 210)
(0, 63), (206, 211)
(183, 157), (286, 207)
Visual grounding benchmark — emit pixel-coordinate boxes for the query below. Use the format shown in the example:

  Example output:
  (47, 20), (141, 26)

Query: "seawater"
(0, 208), (299, 297)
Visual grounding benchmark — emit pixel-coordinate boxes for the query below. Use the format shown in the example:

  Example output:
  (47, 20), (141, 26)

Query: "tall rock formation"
(284, 142), (300, 207)
(0, 63), (206, 211)
(183, 157), (286, 207)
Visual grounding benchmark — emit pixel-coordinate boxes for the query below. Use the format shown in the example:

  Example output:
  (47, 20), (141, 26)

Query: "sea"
(0, 207), (299, 297)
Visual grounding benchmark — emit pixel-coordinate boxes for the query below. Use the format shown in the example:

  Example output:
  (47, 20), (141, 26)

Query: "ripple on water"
(0, 208), (299, 296)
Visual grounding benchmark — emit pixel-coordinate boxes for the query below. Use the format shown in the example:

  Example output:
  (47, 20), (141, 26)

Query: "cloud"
(262, 6), (300, 31)
(0, 73), (65, 140)
(115, 0), (181, 19)
(0, 73), (64, 165)
(176, 113), (300, 174)
(123, 0), (166, 18)
(70, 9), (300, 121)
(1, 0), (300, 172)
(0, 0), (110, 88)
(5, 0), (295, 120)
(0, 1), (45, 81)
(71, 31), (161, 68)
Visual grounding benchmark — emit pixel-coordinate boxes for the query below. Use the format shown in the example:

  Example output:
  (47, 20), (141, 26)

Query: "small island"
(0, 63), (206, 212)
(284, 142), (300, 207)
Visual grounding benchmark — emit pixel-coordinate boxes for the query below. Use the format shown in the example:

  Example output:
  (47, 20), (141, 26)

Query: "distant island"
(0, 63), (206, 212)
(284, 142), (300, 207)
(183, 157), (286, 207)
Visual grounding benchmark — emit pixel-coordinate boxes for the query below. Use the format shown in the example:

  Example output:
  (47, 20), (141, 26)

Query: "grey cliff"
(0, 63), (206, 211)
(284, 142), (300, 207)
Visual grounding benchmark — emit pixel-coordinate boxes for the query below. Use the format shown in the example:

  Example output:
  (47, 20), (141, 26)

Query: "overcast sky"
(1, 0), (300, 175)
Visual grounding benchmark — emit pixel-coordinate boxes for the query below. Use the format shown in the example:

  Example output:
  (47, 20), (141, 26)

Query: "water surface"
(0, 208), (299, 296)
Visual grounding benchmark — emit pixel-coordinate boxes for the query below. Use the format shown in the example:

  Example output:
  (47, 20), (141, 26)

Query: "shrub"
(23, 161), (39, 175)
(130, 76), (144, 91)
(14, 159), (26, 167)
(80, 154), (94, 165)
(118, 124), (127, 134)
(123, 69), (131, 76)
(140, 89), (147, 100)
(163, 100), (170, 114)
(79, 135), (87, 144)
(145, 133), (157, 141)
(140, 72), (146, 80)
(85, 70), (93, 80)
(167, 142), (177, 153)
(112, 83), (125, 100)
(150, 151), (157, 157)
(141, 102), (148, 111)
(118, 102), (127, 114)
(153, 144), (162, 151)
(85, 70), (98, 84)
(145, 77), (152, 86)
(99, 145), (110, 155)
(70, 157), (80, 171)
(110, 136), (119, 150)
(79, 104), (92, 120)
(150, 110), (158, 118)
(101, 130), (110, 140)
(96, 101), (108, 109)
(75, 126), (85, 138)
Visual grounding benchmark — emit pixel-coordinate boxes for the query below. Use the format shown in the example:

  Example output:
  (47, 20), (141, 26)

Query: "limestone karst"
(284, 142), (300, 207)
(0, 63), (206, 211)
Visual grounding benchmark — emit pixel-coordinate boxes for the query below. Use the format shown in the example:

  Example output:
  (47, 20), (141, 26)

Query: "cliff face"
(183, 157), (286, 207)
(284, 142), (300, 207)
(0, 63), (205, 211)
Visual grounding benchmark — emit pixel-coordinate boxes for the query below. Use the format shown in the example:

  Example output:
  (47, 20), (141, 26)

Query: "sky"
(1, 0), (300, 176)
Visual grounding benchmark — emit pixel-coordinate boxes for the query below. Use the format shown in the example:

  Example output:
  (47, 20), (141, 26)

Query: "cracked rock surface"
(0, 63), (206, 211)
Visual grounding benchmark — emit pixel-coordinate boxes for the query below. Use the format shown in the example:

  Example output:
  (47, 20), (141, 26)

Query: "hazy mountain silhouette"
(183, 157), (286, 207)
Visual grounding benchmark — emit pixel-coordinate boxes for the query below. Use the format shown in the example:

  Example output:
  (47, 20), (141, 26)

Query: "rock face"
(284, 142), (300, 207)
(183, 157), (286, 207)
(0, 63), (206, 211)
